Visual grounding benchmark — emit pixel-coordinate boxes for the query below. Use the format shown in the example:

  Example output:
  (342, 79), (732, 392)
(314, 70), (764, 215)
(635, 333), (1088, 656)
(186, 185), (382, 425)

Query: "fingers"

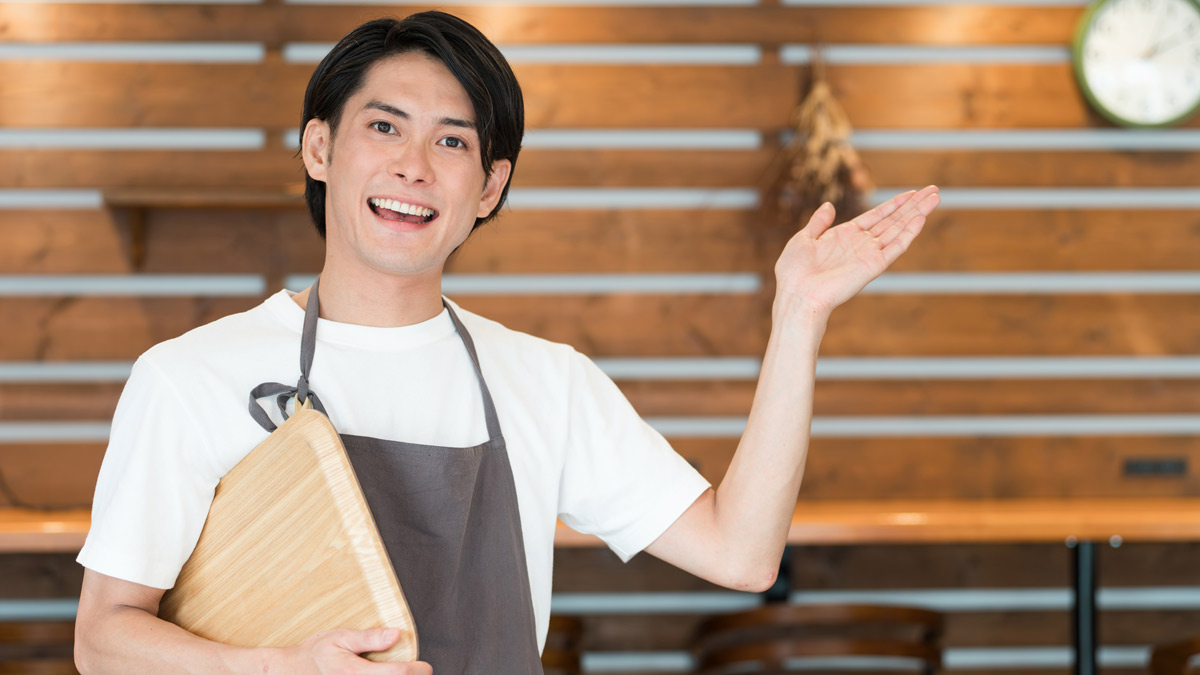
(878, 190), (938, 263)
(850, 189), (917, 231)
(862, 185), (939, 235)
(874, 187), (941, 248)
(881, 213), (928, 265)
(398, 661), (433, 674)
(803, 202), (837, 238)
(332, 627), (402, 655)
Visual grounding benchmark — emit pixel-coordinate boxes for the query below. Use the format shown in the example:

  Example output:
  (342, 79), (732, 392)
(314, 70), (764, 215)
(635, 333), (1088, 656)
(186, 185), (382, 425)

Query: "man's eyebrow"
(364, 101), (476, 131)
(365, 101), (410, 120)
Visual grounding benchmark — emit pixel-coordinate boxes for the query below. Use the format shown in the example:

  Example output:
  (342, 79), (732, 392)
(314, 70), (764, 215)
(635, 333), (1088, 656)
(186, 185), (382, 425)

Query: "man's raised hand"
(773, 185), (941, 319)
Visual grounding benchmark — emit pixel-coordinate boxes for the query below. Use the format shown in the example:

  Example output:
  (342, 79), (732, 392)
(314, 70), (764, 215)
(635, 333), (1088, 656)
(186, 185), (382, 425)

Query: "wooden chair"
(692, 604), (943, 675)
(1150, 635), (1200, 675)
(542, 615), (584, 675)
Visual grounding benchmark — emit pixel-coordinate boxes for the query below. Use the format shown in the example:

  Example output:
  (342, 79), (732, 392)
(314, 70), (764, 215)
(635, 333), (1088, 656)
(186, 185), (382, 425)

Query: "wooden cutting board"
(159, 399), (418, 662)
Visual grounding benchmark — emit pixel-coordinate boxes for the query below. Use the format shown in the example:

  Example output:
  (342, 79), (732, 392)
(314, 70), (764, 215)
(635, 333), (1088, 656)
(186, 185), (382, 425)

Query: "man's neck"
(290, 263), (445, 328)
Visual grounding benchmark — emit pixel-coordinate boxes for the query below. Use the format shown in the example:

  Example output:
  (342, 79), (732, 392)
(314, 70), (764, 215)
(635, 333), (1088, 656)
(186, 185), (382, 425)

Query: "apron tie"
(248, 277), (326, 433)
(247, 381), (327, 432)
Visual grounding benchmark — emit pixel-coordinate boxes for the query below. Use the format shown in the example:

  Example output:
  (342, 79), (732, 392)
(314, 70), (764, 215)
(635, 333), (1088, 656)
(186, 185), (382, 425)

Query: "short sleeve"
(556, 350), (711, 562)
(76, 354), (219, 589)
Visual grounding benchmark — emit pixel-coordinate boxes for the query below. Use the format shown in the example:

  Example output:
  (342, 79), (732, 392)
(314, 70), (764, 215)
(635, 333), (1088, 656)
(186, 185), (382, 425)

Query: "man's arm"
(644, 187), (941, 591)
(75, 568), (430, 674)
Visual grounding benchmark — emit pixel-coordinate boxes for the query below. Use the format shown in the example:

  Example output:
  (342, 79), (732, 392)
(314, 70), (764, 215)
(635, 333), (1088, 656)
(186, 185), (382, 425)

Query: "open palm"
(774, 186), (941, 317)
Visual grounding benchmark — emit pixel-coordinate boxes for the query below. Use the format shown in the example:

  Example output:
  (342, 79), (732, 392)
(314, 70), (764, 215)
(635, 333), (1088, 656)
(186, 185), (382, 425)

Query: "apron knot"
(247, 381), (327, 433)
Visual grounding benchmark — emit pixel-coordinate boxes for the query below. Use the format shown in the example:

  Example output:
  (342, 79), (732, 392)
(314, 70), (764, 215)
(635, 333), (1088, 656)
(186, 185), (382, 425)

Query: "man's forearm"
(76, 606), (275, 674)
(710, 291), (828, 581)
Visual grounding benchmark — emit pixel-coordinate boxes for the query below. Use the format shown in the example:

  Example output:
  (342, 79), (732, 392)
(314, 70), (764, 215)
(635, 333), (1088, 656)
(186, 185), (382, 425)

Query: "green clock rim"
(1072, 0), (1200, 128)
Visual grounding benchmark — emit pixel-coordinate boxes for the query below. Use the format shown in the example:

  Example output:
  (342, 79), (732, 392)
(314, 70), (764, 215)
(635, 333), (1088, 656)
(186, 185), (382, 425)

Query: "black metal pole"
(1072, 540), (1097, 675)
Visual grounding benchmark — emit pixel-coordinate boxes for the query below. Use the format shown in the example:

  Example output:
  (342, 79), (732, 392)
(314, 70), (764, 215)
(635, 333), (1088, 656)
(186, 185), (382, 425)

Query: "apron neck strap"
(296, 275), (321, 405)
(443, 301), (503, 441)
(298, 276), (503, 441)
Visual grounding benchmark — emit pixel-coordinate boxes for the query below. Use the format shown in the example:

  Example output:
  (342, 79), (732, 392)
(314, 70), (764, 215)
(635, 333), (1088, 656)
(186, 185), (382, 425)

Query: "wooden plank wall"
(2, 1), (1200, 672)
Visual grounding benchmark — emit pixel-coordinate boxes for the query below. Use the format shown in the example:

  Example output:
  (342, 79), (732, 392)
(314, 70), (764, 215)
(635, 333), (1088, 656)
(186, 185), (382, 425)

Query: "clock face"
(1075, 0), (1200, 127)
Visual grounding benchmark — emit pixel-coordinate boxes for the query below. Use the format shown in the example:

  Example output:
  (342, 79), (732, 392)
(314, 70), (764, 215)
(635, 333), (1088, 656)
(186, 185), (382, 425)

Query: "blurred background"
(1, 0), (1200, 673)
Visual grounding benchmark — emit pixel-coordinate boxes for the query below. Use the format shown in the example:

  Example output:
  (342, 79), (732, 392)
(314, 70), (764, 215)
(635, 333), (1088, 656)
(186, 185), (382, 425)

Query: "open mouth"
(368, 197), (438, 225)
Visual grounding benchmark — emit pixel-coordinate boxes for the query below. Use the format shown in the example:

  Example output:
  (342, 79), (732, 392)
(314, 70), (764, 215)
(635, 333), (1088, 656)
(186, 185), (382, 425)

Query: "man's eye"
(371, 121), (394, 134)
(441, 137), (466, 149)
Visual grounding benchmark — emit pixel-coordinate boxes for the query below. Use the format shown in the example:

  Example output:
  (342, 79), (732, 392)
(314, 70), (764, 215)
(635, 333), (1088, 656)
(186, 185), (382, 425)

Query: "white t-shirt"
(77, 289), (710, 650)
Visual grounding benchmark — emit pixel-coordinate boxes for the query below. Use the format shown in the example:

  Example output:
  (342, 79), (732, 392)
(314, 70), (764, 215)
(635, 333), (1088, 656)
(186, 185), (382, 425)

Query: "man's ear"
(302, 119), (332, 182)
(476, 158), (513, 219)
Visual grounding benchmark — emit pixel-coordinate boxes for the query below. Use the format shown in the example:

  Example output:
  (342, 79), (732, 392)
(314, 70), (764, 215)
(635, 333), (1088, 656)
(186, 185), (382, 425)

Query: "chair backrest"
(1150, 636), (1200, 675)
(692, 604), (943, 675)
(542, 615), (584, 675)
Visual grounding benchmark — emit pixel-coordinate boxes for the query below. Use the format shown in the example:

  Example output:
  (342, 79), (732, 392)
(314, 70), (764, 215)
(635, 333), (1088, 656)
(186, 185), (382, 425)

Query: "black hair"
(300, 12), (524, 238)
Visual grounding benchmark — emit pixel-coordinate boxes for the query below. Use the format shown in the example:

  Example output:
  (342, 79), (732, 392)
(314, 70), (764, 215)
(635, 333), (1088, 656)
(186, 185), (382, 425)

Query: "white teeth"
(370, 198), (434, 218)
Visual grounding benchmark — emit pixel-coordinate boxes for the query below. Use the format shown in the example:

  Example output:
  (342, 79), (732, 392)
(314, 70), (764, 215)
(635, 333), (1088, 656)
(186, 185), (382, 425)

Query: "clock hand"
(1143, 33), (1189, 59)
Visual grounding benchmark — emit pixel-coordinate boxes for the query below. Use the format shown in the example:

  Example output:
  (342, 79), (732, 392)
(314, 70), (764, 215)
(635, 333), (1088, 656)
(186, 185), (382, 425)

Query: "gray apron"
(246, 278), (543, 674)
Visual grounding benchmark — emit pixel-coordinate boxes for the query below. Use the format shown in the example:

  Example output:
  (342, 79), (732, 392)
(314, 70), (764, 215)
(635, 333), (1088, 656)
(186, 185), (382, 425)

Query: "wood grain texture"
(780, 499), (1200, 544)
(0, 554), (83, 598)
(620, 378), (1200, 418)
(6, 434), (1200, 513)
(0, 4), (1082, 44)
(2, 293), (1200, 359)
(3, 63), (1174, 129)
(0, 383), (126, 422)
(822, 294), (1200, 357)
(892, 210), (1200, 273)
(0, 297), (260, 360)
(0, 509), (88, 553)
(159, 407), (417, 662)
(667, 436), (1200, 499)
(6, 208), (1200, 275)
(0, 445), (102, 510)
(0, 292), (761, 359)
(9, 149), (1200, 190)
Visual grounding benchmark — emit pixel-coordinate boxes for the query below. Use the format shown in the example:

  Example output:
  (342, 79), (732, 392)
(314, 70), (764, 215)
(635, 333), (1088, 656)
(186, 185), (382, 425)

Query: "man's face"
(302, 52), (511, 281)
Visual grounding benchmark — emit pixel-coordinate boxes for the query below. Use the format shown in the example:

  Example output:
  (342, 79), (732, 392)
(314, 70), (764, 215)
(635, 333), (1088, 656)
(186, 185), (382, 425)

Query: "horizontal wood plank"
(5, 293), (1200, 358)
(0, 5), (1082, 45)
(0, 297), (263, 361)
(892, 210), (1200, 273)
(823, 294), (1200, 357)
(7, 436), (1200, 510)
(0, 295), (769, 359)
(0, 446), (102, 510)
(0, 209), (768, 276)
(0, 554), (83, 598)
(1, 63), (1167, 129)
(8, 148), (1200, 190)
(6, 208), (1200, 274)
(714, 437), (1200, 500)
(622, 379), (1200, 418)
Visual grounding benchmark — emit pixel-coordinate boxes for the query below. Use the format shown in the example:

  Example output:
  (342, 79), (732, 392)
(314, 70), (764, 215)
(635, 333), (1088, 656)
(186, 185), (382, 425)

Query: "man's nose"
(388, 142), (434, 184)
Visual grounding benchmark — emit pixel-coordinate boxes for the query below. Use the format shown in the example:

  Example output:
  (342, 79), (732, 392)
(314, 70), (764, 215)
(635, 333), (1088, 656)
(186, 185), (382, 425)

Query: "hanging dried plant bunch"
(768, 49), (874, 231)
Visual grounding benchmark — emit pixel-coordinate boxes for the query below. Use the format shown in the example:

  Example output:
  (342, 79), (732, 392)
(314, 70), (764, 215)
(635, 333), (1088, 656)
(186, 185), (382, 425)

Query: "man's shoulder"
(446, 299), (590, 389)
(448, 299), (576, 359)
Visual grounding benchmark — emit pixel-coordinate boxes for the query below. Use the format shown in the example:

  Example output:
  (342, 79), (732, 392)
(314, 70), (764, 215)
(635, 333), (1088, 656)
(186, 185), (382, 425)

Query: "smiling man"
(73, 11), (940, 675)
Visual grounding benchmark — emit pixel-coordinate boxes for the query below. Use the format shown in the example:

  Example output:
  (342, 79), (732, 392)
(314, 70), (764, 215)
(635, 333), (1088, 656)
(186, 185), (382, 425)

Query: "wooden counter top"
(9, 499), (1200, 553)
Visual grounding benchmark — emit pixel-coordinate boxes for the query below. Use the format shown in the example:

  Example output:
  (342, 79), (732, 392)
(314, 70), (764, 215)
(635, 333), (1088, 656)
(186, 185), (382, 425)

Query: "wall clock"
(1073, 0), (1200, 127)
